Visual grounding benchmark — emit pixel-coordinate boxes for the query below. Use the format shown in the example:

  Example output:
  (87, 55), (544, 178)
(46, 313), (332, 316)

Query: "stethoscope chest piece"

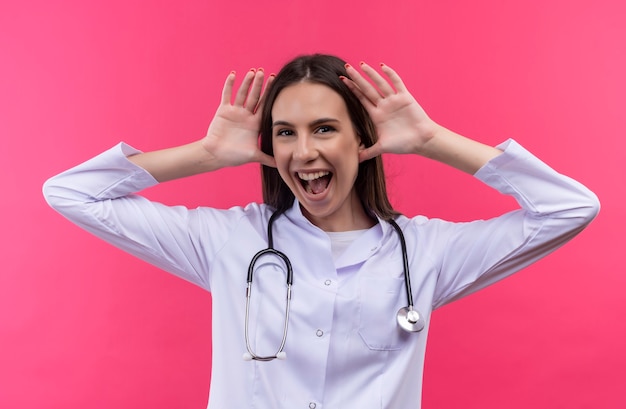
(397, 306), (425, 332)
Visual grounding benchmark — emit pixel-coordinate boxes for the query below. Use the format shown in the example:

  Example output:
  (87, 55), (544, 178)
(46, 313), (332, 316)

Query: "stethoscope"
(243, 211), (425, 362)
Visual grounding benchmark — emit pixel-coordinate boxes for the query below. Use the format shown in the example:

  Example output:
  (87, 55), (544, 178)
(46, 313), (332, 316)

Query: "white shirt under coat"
(43, 139), (599, 408)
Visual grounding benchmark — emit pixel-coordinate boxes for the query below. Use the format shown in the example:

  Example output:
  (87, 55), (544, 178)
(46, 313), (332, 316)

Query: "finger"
(379, 63), (408, 93)
(244, 68), (265, 112)
(345, 63), (383, 105)
(255, 73), (276, 114)
(340, 75), (376, 111)
(233, 68), (257, 106)
(221, 71), (236, 105)
(359, 144), (383, 163)
(359, 61), (396, 96)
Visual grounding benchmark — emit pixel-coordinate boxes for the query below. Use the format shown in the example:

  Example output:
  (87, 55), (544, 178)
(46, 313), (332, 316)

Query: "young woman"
(43, 54), (599, 408)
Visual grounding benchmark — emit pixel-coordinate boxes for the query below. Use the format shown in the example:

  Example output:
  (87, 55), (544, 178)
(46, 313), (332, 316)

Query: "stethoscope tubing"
(244, 211), (424, 362)
(388, 218), (415, 310)
(244, 211), (293, 361)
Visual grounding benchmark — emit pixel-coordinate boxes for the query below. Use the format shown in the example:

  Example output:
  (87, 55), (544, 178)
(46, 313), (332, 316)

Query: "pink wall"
(1, 0), (624, 407)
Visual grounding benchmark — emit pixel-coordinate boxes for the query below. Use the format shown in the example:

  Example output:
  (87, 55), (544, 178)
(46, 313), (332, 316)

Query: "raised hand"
(342, 62), (439, 162)
(202, 69), (276, 168)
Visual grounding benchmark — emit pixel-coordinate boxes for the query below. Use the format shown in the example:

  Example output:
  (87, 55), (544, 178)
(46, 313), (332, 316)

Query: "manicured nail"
(345, 63), (352, 69)
(258, 67), (264, 72)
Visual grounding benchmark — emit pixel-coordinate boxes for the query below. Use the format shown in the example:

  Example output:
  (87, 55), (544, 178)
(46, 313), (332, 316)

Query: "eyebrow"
(272, 118), (341, 128)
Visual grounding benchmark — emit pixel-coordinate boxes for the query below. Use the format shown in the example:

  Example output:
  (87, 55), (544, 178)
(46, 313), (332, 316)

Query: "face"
(271, 82), (372, 231)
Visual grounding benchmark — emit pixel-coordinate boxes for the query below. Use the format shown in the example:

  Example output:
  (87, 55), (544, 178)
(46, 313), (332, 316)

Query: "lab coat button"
(324, 279), (332, 286)
(309, 403), (317, 409)
(315, 329), (324, 337)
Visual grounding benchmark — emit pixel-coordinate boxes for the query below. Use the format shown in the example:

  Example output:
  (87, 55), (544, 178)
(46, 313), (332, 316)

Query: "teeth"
(298, 171), (329, 181)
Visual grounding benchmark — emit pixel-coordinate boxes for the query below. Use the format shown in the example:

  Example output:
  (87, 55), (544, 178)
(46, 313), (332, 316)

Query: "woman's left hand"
(342, 62), (440, 162)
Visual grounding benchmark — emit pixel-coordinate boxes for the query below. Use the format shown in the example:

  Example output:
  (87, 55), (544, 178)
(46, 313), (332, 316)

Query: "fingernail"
(359, 61), (365, 66)
(380, 62), (385, 67)
(258, 67), (264, 72)
(345, 63), (352, 69)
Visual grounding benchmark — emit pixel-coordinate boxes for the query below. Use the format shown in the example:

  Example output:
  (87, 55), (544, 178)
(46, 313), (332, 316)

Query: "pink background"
(1, 0), (624, 407)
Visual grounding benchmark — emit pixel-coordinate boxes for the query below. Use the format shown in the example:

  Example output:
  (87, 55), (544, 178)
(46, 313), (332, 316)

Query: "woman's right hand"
(202, 69), (276, 168)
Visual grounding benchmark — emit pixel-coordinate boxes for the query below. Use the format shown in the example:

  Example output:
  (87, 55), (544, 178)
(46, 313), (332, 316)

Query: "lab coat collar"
(283, 200), (392, 234)
(283, 200), (392, 269)
(282, 200), (326, 237)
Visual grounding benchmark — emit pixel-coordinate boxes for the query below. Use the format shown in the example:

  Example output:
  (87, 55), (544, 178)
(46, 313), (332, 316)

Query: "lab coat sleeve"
(430, 139), (600, 308)
(42, 143), (243, 291)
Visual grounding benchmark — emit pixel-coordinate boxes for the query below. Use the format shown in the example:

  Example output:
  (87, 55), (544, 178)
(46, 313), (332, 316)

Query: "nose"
(293, 134), (318, 162)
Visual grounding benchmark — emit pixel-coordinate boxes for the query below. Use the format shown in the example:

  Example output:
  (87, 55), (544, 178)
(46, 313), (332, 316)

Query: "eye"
(316, 125), (336, 134)
(275, 129), (294, 137)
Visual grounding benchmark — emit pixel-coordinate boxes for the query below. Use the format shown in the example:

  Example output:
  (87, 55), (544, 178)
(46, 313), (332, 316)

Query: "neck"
(300, 193), (377, 232)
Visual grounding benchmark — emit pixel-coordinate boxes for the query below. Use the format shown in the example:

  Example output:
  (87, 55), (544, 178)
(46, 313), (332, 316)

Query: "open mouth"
(297, 171), (332, 195)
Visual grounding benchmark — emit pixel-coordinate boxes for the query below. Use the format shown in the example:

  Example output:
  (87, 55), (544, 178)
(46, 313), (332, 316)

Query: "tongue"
(308, 175), (330, 194)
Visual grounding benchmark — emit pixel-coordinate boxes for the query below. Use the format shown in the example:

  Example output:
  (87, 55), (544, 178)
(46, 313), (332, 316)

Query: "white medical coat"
(43, 139), (599, 408)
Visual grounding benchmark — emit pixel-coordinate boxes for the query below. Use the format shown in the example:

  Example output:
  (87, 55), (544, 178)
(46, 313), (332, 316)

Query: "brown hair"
(260, 54), (399, 220)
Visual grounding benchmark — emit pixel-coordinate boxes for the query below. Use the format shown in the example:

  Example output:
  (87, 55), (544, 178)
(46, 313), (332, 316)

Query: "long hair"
(260, 54), (399, 220)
